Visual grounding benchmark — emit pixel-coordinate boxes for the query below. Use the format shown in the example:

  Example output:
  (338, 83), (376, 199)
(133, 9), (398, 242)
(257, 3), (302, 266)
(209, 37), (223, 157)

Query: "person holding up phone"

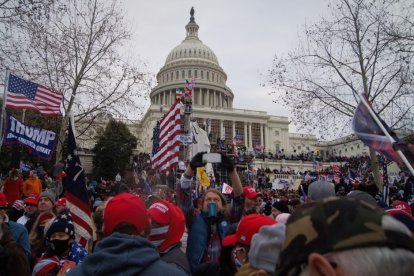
(178, 152), (244, 273)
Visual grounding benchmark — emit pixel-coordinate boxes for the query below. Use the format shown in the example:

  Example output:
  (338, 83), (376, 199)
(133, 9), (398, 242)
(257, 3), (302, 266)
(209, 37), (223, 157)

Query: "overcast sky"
(123, 0), (330, 132)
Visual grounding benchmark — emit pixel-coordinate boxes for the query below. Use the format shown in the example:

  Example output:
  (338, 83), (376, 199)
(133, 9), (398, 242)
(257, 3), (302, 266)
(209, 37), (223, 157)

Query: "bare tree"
(0, 0), (152, 159)
(267, 0), (414, 185)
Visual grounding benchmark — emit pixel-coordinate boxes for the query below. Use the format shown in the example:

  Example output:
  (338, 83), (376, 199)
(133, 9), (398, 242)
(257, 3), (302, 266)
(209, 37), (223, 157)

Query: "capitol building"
(136, 9), (317, 155)
(76, 9), (373, 172)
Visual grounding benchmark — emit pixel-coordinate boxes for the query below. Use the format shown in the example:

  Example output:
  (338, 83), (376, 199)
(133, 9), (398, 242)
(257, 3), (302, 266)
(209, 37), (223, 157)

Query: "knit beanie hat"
(103, 193), (149, 236)
(46, 212), (75, 239)
(248, 223), (286, 274)
(148, 200), (185, 253)
(307, 181), (335, 201)
(39, 190), (56, 205)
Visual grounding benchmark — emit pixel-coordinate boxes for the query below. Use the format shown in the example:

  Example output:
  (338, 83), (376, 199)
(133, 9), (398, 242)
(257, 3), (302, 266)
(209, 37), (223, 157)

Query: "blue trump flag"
(2, 113), (57, 160)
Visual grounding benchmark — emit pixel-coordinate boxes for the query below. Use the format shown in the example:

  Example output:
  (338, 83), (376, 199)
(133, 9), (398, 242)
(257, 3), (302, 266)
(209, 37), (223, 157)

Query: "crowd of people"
(0, 151), (414, 275)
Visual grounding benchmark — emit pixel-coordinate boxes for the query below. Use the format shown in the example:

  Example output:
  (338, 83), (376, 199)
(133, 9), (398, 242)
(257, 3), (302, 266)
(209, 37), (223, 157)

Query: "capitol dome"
(150, 8), (234, 109)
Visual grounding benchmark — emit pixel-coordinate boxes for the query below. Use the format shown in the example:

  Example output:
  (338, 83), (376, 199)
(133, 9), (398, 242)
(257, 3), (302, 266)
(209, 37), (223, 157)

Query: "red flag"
(5, 73), (62, 116)
(151, 100), (182, 173)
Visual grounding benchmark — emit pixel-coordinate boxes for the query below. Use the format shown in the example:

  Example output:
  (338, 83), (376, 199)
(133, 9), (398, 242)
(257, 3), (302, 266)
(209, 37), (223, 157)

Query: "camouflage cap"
(275, 196), (414, 275)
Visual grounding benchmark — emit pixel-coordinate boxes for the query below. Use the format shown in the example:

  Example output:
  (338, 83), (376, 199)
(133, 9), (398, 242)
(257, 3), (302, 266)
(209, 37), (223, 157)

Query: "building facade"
(137, 10), (294, 154)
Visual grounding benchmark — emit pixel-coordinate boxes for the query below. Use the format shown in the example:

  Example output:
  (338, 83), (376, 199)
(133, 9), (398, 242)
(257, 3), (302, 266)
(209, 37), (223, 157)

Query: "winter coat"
(3, 177), (23, 204)
(0, 222), (31, 276)
(67, 232), (187, 276)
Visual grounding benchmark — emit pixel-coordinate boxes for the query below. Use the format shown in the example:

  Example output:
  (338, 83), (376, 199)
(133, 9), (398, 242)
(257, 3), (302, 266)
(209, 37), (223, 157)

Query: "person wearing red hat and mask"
(67, 193), (187, 276)
(148, 200), (191, 275)
(179, 152), (244, 273)
(221, 214), (276, 271)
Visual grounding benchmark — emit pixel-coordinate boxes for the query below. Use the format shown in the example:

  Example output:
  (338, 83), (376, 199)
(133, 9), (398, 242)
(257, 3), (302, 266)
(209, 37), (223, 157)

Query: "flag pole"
(357, 93), (414, 176)
(0, 70), (10, 149)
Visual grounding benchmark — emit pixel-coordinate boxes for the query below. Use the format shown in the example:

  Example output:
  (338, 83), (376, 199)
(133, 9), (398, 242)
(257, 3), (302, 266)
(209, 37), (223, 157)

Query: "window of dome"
(201, 71), (204, 79)
(207, 52), (210, 58)
(166, 73), (169, 81)
(170, 72), (173, 80)
(199, 49), (201, 55)
(189, 49), (191, 55)
(188, 70), (191, 78)
(182, 70), (185, 79)
(176, 71), (179, 79)
(203, 50), (206, 57)
(180, 50), (182, 56)
(207, 71), (209, 80)
(195, 70), (198, 78)
(184, 49), (187, 55)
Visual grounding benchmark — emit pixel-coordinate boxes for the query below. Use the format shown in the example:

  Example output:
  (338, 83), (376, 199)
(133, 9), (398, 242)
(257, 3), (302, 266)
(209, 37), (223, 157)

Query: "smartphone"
(202, 153), (222, 163)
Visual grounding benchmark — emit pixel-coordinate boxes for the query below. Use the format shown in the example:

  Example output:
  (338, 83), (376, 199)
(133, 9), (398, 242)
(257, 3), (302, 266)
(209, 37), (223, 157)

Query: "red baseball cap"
(222, 214), (276, 246)
(56, 198), (67, 207)
(392, 200), (411, 214)
(148, 200), (185, 252)
(103, 193), (149, 236)
(243, 186), (262, 200)
(386, 208), (414, 231)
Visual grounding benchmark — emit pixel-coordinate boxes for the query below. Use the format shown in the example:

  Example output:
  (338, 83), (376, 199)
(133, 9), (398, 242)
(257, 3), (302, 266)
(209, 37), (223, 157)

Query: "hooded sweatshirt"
(67, 232), (187, 276)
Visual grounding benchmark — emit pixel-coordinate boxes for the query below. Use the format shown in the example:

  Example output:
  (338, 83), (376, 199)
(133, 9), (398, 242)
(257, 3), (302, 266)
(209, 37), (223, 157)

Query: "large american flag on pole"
(63, 117), (94, 249)
(151, 99), (182, 173)
(5, 73), (62, 116)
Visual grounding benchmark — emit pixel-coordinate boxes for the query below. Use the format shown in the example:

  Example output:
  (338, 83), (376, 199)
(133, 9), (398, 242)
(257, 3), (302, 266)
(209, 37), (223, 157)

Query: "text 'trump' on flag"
(151, 99), (182, 173)
(5, 73), (63, 116)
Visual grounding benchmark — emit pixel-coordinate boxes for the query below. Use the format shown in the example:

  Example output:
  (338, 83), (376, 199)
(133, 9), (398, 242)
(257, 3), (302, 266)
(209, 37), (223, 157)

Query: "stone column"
(220, 120), (224, 140)
(264, 125), (269, 151)
(207, 89), (210, 106)
(248, 123), (252, 149)
(260, 124), (264, 147)
(213, 91), (216, 107)
(244, 122), (248, 147)
(232, 121), (236, 139)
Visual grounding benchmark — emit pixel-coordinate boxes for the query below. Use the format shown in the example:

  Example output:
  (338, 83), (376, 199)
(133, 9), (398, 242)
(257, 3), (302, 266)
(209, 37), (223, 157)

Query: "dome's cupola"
(186, 7), (199, 39)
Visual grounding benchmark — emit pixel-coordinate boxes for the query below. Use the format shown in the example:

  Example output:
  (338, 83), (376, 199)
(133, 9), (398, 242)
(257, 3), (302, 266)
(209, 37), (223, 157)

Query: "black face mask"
(49, 239), (71, 256)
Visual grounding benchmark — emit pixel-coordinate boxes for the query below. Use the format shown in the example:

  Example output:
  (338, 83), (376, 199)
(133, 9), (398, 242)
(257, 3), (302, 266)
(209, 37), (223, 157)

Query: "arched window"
(207, 71), (210, 80)
(170, 72), (173, 80)
(195, 70), (198, 78)
(176, 71), (179, 79)
(201, 71), (204, 79)
(188, 70), (192, 78)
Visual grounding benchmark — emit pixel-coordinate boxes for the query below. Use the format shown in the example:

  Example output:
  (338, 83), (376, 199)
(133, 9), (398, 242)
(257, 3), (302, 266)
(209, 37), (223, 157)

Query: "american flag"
(184, 79), (195, 96)
(63, 117), (94, 249)
(151, 99), (182, 173)
(5, 73), (62, 116)
(223, 89), (232, 97)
